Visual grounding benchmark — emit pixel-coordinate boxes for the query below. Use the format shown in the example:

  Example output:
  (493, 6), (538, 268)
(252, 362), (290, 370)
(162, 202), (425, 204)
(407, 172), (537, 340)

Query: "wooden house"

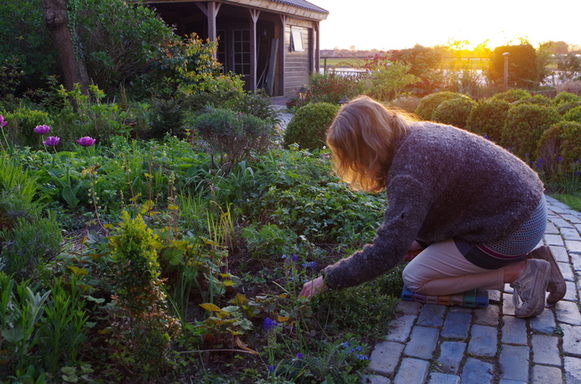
(137, 0), (328, 97)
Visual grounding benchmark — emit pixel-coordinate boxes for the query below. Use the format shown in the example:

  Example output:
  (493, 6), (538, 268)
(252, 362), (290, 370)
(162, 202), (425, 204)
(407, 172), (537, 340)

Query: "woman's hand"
(299, 276), (326, 299)
(403, 240), (423, 261)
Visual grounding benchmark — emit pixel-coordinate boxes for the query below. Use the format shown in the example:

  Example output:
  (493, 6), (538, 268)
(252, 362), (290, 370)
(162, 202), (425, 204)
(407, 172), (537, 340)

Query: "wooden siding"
(284, 24), (311, 97)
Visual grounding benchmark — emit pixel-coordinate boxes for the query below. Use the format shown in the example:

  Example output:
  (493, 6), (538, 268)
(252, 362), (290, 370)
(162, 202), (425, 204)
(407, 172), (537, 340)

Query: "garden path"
(365, 195), (581, 384)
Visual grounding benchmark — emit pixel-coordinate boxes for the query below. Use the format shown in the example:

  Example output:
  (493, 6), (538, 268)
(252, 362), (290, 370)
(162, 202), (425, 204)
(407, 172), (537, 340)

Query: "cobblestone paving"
(364, 196), (581, 384)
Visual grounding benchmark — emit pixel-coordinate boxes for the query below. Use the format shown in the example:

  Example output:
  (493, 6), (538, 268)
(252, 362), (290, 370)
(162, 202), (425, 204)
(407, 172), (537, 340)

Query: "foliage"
(3, 108), (52, 148)
(283, 103), (339, 151)
(389, 95), (422, 114)
(465, 98), (510, 142)
(306, 73), (364, 104)
(556, 53), (581, 82)
(0, 212), (62, 279)
(106, 211), (181, 378)
(431, 96), (476, 128)
(501, 103), (562, 159)
(364, 60), (420, 102)
(553, 91), (581, 106)
(511, 94), (552, 107)
(490, 88), (531, 103)
(0, 0), (57, 97)
(387, 45), (444, 96)
(51, 85), (131, 148)
(488, 44), (540, 89)
(141, 33), (244, 100)
(537, 121), (581, 182)
(241, 223), (299, 259)
(563, 105), (581, 123)
(73, 0), (176, 94)
(0, 273), (91, 380)
(192, 108), (275, 172)
(415, 91), (469, 121)
(556, 101), (581, 116)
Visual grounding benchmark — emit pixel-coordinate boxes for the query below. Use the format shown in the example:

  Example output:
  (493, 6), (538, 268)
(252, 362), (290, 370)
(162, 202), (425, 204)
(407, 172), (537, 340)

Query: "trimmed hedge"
(501, 103), (562, 159)
(415, 92), (471, 121)
(283, 102), (340, 151)
(465, 99), (510, 142)
(431, 97), (476, 128)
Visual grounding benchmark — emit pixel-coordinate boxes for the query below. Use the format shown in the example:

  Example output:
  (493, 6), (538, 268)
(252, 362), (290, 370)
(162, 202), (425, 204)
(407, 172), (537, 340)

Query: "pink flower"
(76, 136), (96, 147)
(0, 115), (7, 128)
(33, 125), (51, 135)
(43, 136), (60, 146)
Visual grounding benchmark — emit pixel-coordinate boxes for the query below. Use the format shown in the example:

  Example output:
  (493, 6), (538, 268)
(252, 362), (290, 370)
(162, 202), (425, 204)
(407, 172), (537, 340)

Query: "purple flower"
(76, 136), (96, 147)
(0, 115), (7, 128)
(263, 318), (278, 332)
(33, 125), (51, 135)
(291, 254), (299, 262)
(296, 353), (303, 359)
(268, 366), (274, 373)
(43, 136), (60, 146)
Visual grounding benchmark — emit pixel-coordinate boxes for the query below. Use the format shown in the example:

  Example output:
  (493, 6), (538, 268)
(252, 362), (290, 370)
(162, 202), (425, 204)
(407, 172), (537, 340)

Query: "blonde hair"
(326, 95), (415, 193)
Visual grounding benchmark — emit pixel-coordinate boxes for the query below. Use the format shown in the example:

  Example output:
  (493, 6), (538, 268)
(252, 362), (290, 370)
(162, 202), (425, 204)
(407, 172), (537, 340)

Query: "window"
(290, 27), (304, 52)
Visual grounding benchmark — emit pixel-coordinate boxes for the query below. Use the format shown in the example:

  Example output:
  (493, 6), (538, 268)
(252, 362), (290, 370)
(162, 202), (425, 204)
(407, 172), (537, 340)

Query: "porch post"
(314, 21), (320, 74)
(196, 1), (222, 58)
(279, 15), (287, 96)
(249, 9), (260, 93)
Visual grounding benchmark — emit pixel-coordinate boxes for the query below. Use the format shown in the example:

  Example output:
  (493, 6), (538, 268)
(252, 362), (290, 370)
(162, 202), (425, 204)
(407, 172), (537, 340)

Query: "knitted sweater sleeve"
(323, 174), (431, 290)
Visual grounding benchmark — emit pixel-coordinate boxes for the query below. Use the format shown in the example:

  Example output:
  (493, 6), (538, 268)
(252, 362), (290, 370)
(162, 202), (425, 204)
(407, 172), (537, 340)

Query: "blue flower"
(263, 318), (278, 332)
(268, 365), (274, 373)
(281, 254), (287, 259)
(296, 353), (303, 359)
(342, 342), (350, 348)
(291, 254), (299, 262)
(356, 354), (369, 360)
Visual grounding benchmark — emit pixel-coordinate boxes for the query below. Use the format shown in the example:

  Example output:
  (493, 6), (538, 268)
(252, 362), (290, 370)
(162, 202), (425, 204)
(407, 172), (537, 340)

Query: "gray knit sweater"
(323, 122), (544, 290)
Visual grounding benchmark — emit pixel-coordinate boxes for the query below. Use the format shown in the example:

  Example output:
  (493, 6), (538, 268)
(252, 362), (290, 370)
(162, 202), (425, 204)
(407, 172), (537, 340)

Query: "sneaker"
(528, 245), (566, 304)
(510, 259), (550, 318)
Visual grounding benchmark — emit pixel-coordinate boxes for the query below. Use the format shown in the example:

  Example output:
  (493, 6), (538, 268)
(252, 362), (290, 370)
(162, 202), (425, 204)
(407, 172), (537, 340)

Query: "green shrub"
(192, 108), (275, 172)
(563, 105), (581, 123)
(556, 101), (581, 116)
(390, 95), (422, 114)
(107, 211), (181, 378)
(490, 89), (531, 103)
(415, 92), (469, 121)
(501, 103), (562, 158)
(307, 73), (364, 104)
(465, 98), (510, 142)
(3, 108), (52, 148)
(431, 96), (476, 128)
(283, 102), (340, 151)
(225, 90), (281, 125)
(537, 121), (581, 181)
(0, 212), (62, 279)
(488, 44), (540, 89)
(149, 97), (185, 139)
(553, 91), (581, 106)
(512, 94), (552, 106)
(241, 223), (299, 259)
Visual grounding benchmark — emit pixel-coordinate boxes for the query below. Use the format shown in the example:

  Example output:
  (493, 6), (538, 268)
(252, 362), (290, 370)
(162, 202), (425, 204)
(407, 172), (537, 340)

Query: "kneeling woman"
(300, 96), (565, 318)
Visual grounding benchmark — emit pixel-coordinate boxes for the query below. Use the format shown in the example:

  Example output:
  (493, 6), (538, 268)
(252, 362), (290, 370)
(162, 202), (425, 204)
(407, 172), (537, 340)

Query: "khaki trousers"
(402, 239), (506, 295)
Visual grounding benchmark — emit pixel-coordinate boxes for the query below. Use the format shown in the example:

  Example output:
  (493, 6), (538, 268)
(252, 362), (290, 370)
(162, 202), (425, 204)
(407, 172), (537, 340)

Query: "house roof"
(137, 0), (328, 21)
(271, 0), (328, 14)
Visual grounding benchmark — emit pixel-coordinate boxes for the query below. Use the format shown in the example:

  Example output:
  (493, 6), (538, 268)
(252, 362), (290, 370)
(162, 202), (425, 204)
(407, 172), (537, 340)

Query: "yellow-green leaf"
(200, 303), (221, 312)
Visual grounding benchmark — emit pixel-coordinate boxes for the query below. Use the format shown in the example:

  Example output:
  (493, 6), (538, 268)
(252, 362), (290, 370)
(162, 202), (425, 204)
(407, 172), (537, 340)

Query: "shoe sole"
(514, 259), (550, 319)
(528, 245), (566, 303)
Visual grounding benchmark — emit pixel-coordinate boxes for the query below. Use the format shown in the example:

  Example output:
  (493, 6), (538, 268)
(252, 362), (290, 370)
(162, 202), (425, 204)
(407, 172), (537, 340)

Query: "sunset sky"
(312, 0), (581, 51)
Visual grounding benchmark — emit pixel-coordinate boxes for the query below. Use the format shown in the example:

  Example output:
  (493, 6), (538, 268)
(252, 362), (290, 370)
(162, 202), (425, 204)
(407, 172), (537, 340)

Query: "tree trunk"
(42, 0), (89, 95)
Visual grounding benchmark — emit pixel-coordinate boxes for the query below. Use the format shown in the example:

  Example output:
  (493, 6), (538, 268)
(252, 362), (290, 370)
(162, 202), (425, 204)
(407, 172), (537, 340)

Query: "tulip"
(0, 115), (7, 128)
(76, 136), (96, 147)
(34, 125), (51, 135)
(43, 136), (60, 146)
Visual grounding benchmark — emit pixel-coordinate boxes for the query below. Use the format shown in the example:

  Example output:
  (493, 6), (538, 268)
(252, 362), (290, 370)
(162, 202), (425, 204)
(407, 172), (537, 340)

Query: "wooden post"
(196, 1), (222, 58)
(503, 52), (510, 91)
(249, 9), (260, 93)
